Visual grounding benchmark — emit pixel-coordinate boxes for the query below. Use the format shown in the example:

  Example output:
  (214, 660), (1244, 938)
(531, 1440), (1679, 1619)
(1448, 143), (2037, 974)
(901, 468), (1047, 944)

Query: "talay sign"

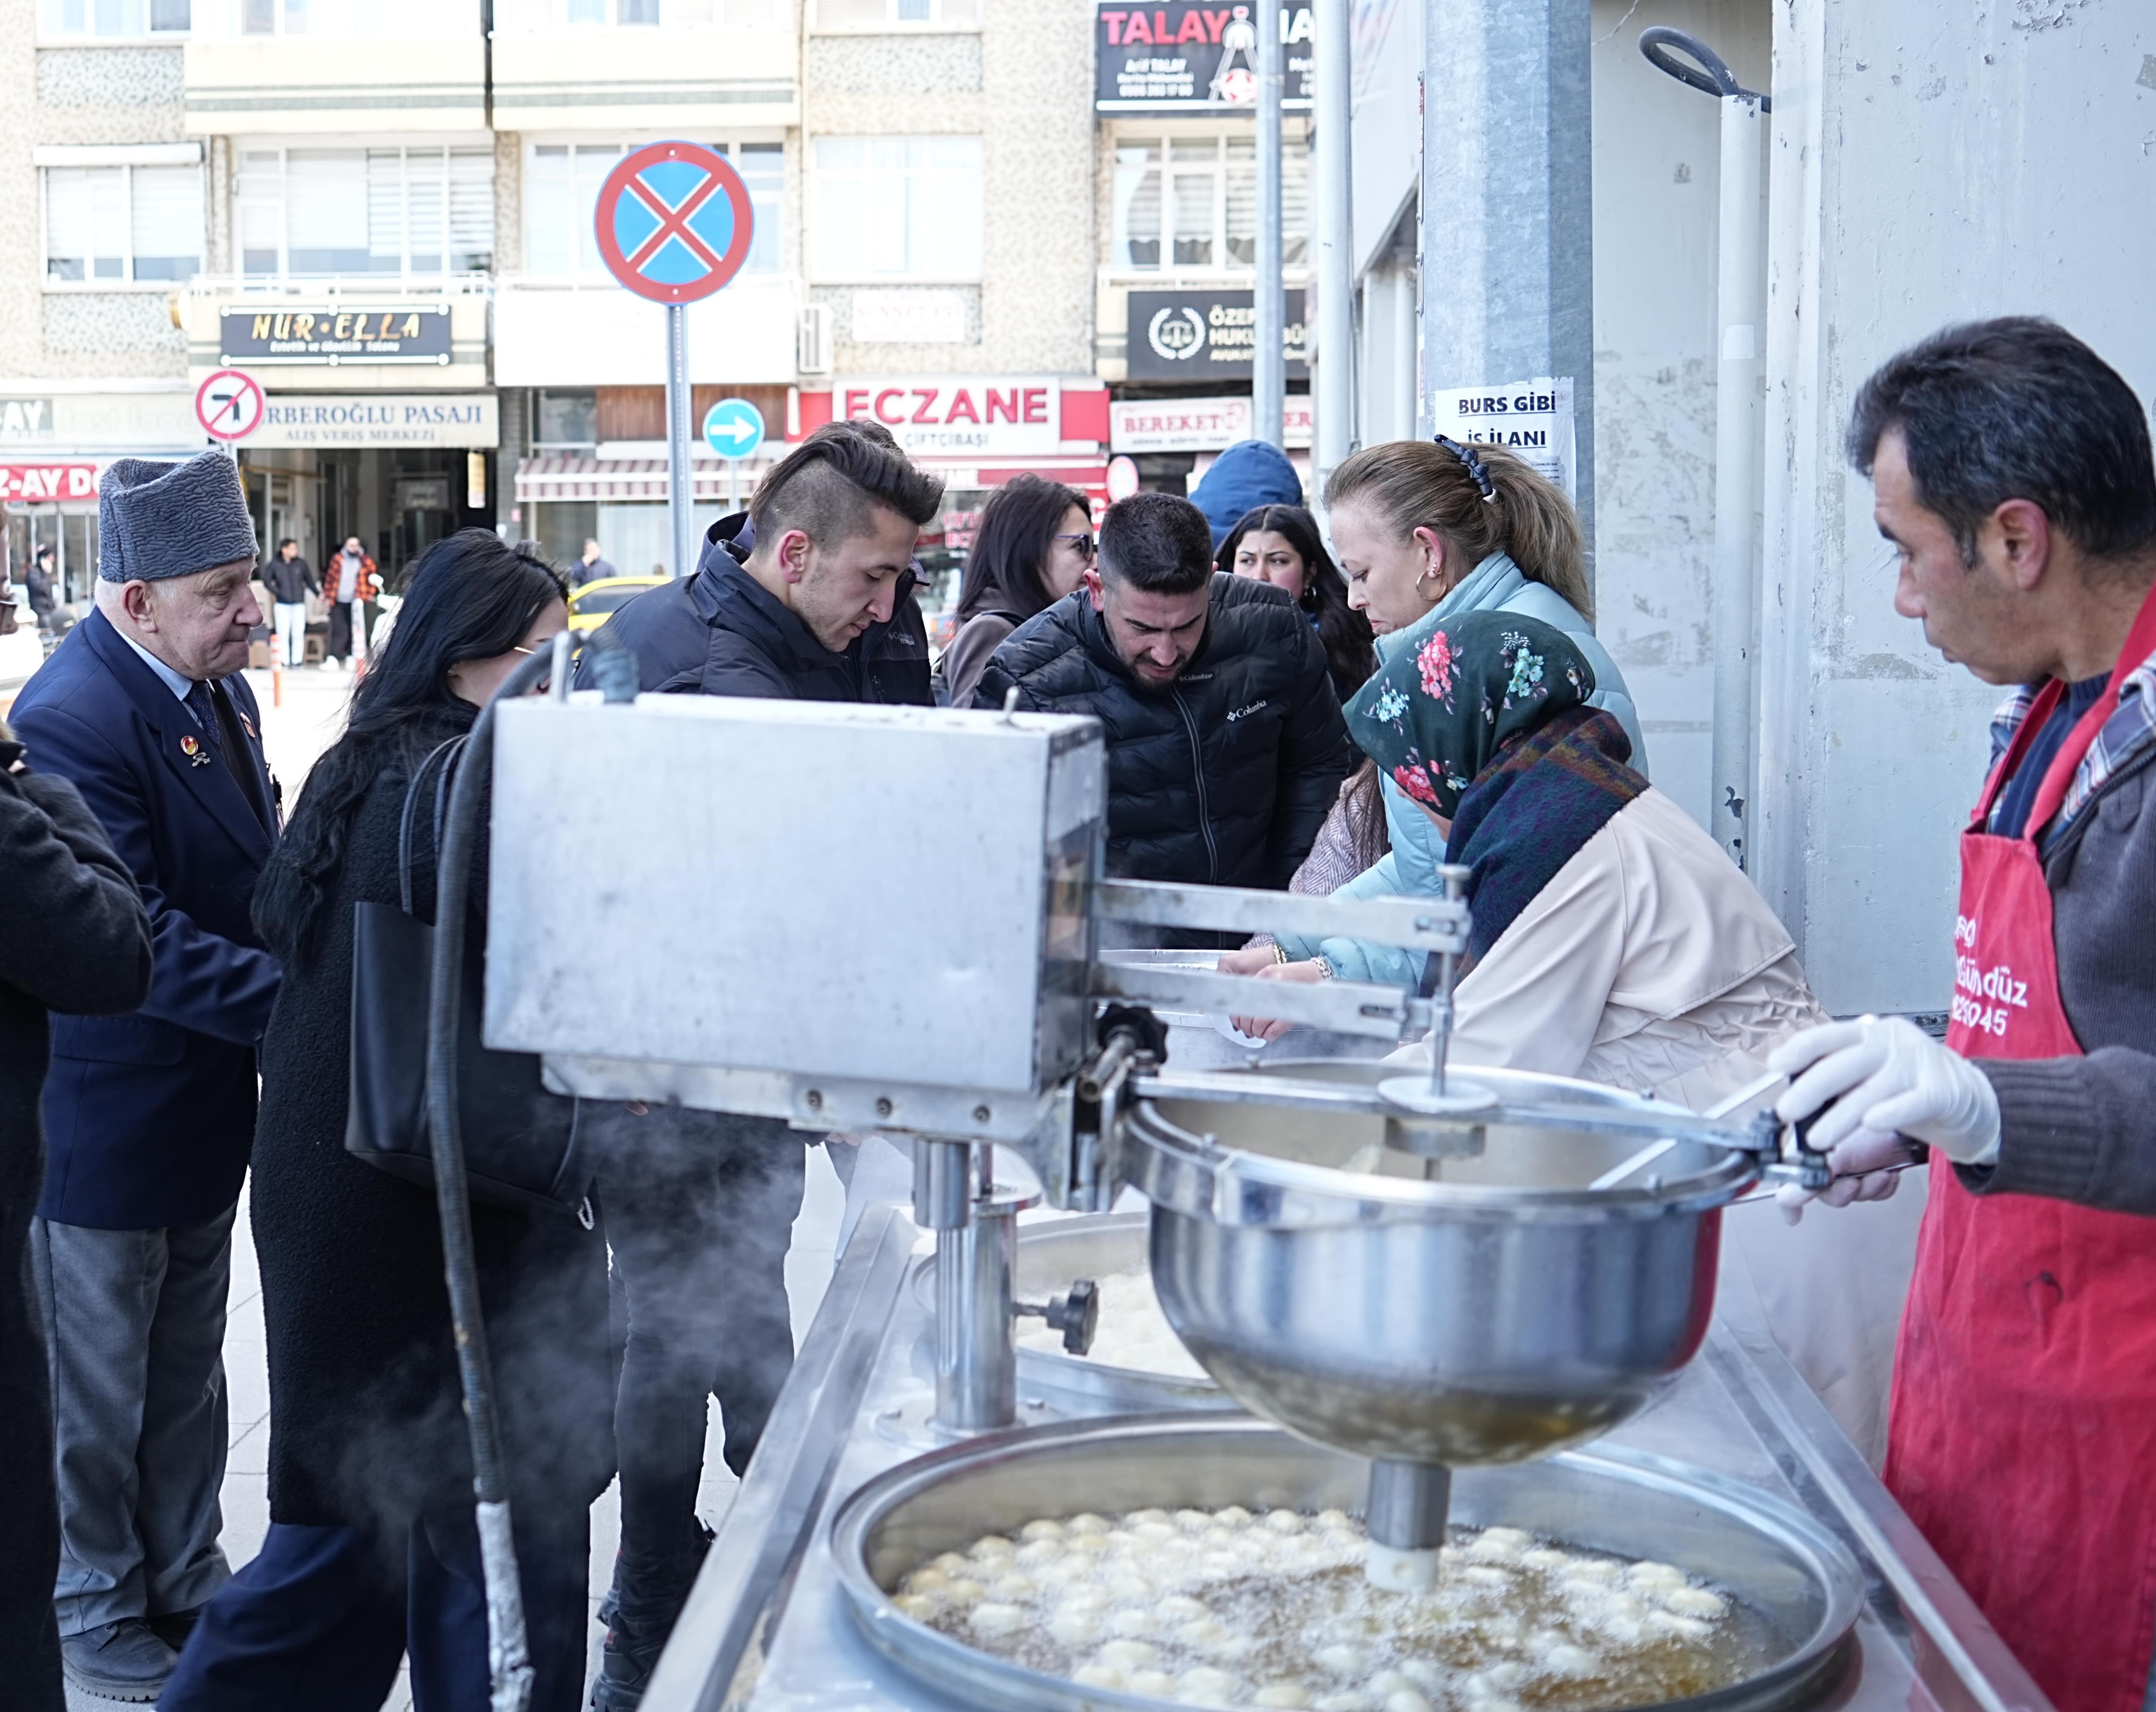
(1126, 289), (1308, 382)
(221, 306), (454, 366)
(836, 378), (1061, 458)
(1096, 3), (1313, 112)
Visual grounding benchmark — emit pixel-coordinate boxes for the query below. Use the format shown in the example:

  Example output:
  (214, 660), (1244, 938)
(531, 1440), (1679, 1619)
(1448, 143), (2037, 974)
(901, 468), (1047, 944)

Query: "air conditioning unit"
(797, 304), (833, 377)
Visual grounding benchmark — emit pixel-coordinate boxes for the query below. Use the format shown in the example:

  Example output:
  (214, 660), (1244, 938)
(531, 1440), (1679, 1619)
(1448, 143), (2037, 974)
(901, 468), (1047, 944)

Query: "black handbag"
(346, 736), (595, 1218)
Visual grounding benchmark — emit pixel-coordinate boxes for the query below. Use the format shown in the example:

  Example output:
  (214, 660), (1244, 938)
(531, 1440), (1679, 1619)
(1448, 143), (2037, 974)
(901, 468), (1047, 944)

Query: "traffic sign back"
(196, 369), (264, 442)
(702, 398), (766, 460)
(594, 142), (754, 305)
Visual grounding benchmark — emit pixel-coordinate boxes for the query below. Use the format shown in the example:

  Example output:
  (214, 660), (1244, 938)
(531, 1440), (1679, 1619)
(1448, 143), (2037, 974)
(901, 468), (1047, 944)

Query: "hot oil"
(901, 1508), (1772, 1711)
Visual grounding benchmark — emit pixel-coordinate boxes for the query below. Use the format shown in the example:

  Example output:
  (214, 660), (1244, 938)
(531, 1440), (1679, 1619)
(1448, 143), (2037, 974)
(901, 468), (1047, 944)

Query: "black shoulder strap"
(398, 735), (467, 915)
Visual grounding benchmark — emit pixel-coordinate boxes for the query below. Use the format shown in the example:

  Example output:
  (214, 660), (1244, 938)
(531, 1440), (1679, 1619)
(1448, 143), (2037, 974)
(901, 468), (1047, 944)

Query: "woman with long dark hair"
(937, 474), (1094, 708)
(1218, 502), (1376, 702)
(163, 532), (610, 1712)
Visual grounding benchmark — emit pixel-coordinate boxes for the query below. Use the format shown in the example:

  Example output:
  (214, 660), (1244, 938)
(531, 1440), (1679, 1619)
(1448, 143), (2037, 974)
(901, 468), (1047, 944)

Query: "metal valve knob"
(1017, 1278), (1100, 1357)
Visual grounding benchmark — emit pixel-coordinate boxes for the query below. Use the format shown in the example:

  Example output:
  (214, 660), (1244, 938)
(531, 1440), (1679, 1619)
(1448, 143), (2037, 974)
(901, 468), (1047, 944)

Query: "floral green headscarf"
(1346, 610), (1596, 818)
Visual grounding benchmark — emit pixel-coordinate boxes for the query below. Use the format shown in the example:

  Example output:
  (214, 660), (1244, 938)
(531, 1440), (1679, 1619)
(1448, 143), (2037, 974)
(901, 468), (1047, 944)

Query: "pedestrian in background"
(162, 531), (610, 1712)
(327, 535), (378, 670)
(575, 538), (618, 589)
(8, 451), (280, 1705)
(1188, 436), (1304, 549)
(1219, 502), (1375, 703)
(0, 718), (153, 1712)
(264, 538), (319, 669)
(935, 474), (1093, 709)
(26, 543), (59, 631)
(976, 490), (1353, 896)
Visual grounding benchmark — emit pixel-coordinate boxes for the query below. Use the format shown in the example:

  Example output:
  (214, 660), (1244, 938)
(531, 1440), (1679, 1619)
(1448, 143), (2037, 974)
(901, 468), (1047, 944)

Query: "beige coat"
(1387, 786), (1926, 1464)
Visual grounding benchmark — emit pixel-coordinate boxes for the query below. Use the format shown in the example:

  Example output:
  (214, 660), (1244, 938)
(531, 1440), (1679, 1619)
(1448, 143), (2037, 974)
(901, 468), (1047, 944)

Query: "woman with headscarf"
(1233, 610), (1825, 1109)
(1231, 610), (1924, 1466)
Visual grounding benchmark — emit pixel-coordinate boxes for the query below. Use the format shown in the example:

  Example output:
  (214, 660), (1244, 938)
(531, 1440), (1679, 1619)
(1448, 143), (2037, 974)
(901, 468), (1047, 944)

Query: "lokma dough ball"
(1126, 1508), (1173, 1528)
(1158, 1595), (1210, 1621)
(1662, 1586), (1728, 1620)
(1073, 1663), (1125, 1691)
(1016, 1539), (1064, 1568)
(1383, 1694), (1435, 1712)
(1048, 1609), (1101, 1646)
(1542, 1645), (1599, 1679)
(1098, 1639), (1160, 1671)
(893, 1594), (938, 1621)
(1520, 1548), (1569, 1571)
(903, 1566), (948, 1595)
(1314, 1693), (1375, 1712)
(932, 1552), (971, 1577)
(1177, 1666), (1240, 1706)
(1646, 1610), (1713, 1642)
(1313, 1645), (1367, 1676)
(1130, 1670), (1180, 1699)
(1021, 1519), (1067, 1543)
(1624, 1561), (1688, 1593)
(987, 1573), (1037, 1601)
(1562, 1557), (1622, 1583)
(1251, 1686), (1312, 1709)
(1068, 1513), (1112, 1535)
(1215, 1506), (1254, 1528)
(970, 1534), (1016, 1561)
(1316, 1509), (1355, 1531)
(1264, 1509), (1306, 1534)
(942, 1578), (986, 1608)
(968, 1603), (1027, 1637)
(1107, 1607), (1158, 1637)
(1396, 1660), (1448, 1693)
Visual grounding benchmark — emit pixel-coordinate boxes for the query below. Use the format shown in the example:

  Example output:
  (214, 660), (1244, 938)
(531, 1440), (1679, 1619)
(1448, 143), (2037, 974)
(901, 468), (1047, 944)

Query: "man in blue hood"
(1189, 438), (1303, 550)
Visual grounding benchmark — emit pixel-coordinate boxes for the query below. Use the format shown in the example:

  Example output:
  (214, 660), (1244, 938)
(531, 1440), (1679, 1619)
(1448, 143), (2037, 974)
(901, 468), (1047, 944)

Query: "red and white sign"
(195, 369), (265, 442)
(0, 463), (99, 504)
(1111, 395), (1313, 454)
(834, 377), (1063, 458)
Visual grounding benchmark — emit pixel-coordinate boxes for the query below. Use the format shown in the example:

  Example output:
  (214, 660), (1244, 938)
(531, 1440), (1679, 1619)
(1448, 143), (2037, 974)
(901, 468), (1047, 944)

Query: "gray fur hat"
(98, 451), (259, 583)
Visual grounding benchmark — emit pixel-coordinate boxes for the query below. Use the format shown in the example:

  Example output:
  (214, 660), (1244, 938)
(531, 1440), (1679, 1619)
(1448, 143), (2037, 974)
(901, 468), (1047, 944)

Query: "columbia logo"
(1225, 700), (1268, 721)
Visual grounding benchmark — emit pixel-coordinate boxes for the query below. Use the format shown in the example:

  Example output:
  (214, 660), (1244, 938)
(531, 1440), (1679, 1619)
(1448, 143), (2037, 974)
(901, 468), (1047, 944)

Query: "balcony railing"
(183, 273), (495, 299)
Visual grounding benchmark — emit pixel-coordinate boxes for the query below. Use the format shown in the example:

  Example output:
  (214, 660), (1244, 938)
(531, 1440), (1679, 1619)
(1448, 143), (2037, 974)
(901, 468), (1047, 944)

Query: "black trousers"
(599, 1110), (806, 1561)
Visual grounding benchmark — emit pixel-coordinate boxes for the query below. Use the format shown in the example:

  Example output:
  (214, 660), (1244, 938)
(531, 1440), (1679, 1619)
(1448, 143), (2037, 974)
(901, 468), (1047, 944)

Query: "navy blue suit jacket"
(11, 610), (280, 1228)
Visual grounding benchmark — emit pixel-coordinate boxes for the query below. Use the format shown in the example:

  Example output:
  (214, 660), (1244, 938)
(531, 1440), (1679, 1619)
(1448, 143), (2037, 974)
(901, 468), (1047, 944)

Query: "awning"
(514, 455), (771, 505)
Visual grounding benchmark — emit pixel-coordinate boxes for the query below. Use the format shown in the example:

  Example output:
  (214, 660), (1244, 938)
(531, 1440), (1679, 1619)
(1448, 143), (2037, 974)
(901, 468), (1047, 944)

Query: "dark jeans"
(599, 1110), (805, 1562)
(159, 1509), (590, 1712)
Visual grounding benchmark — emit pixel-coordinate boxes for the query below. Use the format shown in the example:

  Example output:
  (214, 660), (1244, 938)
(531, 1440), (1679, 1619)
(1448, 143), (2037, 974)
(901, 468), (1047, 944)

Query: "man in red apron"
(1770, 318), (2156, 1712)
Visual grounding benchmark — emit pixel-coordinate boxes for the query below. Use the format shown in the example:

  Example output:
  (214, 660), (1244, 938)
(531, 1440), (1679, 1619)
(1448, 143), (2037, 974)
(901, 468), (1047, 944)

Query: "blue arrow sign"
(702, 398), (767, 460)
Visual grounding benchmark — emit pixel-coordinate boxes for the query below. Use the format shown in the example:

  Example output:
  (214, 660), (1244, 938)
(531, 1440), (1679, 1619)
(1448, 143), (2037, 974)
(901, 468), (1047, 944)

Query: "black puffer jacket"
(975, 575), (1353, 888)
(578, 511), (932, 703)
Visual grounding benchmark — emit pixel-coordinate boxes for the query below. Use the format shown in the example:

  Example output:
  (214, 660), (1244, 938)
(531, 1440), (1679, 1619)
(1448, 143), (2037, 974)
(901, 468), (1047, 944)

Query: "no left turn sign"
(196, 369), (264, 442)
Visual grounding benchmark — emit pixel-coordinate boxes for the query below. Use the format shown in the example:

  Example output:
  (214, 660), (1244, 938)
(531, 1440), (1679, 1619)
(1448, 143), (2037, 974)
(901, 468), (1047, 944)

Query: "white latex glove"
(1770, 1015), (2001, 1164)
(1771, 1138), (1907, 1225)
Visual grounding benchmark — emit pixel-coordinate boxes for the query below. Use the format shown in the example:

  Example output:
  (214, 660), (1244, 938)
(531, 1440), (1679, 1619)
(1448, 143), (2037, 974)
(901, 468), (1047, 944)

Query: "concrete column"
(1758, 0), (2156, 1010)
(1419, 0), (1595, 565)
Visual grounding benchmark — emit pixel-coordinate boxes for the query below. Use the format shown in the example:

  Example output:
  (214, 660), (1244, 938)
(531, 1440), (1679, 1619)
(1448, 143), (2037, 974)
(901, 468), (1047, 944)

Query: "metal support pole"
(665, 303), (695, 579)
(1253, 0), (1287, 451)
(1419, 0), (1595, 556)
(914, 1139), (1017, 1433)
(1312, 0), (1354, 490)
(1711, 93), (1766, 869)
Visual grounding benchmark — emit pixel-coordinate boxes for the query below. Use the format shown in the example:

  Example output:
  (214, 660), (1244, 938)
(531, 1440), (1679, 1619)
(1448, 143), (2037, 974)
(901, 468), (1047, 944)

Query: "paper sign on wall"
(1426, 377), (1576, 501)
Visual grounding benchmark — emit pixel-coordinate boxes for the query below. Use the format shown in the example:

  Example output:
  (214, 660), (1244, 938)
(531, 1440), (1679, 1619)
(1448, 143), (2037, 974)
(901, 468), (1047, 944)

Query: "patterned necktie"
(183, 679), (229, 768)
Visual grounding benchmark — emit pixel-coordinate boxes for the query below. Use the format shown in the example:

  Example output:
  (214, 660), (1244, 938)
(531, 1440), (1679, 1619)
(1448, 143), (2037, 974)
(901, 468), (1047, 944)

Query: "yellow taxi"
(566, 575), (667, 633)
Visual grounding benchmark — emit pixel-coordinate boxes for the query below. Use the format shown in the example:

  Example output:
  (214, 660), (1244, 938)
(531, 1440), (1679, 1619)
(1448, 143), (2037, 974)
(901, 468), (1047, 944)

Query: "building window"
(811, 0), (978, 26)
(236, 147), (493, 279)
(535, 389), (597, 448)
(39, 0), (189, 35)
(563, 0), (657, 22)
(1112, 132), (1308, 274)
(526, 141), (782, 279)
(811, 135), (981, 282)
(44, 164), (202, 285)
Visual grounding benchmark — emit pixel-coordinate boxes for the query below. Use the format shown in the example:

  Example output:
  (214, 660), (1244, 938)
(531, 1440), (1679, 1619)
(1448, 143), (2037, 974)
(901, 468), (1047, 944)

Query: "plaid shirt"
(1987, 639), (2156, 850)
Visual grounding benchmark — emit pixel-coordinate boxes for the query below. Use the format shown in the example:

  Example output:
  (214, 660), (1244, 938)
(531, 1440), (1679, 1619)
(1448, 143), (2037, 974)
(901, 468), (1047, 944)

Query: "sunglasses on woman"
(1053, 532), (1098, 558)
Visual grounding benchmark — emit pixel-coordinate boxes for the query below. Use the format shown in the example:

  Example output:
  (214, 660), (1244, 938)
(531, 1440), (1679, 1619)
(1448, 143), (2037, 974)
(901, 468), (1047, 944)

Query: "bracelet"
(1272, 943), (1290, 966)
(1311, 956), (1333, 981)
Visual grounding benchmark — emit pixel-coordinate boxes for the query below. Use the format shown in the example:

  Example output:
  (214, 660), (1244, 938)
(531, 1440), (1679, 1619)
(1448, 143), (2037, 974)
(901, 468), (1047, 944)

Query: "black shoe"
(149, 1607), (206, 1650)
(60, 1619), (178, 1703)
(589, 1526), (713, 1712)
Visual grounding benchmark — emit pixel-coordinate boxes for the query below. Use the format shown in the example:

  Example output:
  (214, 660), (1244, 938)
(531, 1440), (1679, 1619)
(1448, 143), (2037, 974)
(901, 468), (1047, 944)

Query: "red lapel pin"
(180, 734), (211, 767)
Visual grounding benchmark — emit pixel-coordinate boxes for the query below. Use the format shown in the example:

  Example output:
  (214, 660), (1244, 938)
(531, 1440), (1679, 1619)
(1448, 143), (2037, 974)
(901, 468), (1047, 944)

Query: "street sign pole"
(592, 139), (755, 577)
(666, 303), (695, 581)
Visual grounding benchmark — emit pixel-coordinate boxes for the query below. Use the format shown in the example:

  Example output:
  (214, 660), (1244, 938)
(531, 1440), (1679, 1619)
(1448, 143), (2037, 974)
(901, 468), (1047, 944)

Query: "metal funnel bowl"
(1127, 1061), (1759, 1474)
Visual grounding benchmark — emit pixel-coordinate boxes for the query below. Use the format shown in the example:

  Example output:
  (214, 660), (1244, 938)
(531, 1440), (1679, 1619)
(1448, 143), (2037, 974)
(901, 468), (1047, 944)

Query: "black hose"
(428, 622), (638, 1710)
(427, 642), (556, 1712)
(1639, 25), (1770, 111)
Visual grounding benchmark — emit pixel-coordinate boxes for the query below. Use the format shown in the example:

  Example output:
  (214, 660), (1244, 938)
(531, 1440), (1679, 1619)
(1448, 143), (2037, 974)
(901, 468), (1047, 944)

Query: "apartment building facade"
(0, 0), (1106, 596)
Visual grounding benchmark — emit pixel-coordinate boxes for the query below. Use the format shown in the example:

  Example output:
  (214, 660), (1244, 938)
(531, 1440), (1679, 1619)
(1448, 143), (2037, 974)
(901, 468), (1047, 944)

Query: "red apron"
(1886, 584), (2156, 1712)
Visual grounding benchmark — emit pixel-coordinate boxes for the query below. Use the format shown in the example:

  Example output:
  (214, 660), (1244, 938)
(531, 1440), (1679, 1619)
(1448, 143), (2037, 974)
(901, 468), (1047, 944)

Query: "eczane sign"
(836, 377), (1061, 457)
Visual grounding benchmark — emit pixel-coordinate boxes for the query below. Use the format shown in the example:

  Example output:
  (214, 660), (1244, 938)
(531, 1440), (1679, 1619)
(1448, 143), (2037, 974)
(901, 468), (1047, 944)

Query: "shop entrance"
(240, 446), (494, 590)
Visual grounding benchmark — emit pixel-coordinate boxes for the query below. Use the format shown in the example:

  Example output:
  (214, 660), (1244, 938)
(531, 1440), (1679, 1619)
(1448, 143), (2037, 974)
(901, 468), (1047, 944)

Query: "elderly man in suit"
(10, 451), (281, 1705)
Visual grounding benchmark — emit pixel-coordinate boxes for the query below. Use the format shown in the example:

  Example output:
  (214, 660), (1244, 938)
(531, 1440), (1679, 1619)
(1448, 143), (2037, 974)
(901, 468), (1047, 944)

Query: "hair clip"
(1433, 435), (1499, 503)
